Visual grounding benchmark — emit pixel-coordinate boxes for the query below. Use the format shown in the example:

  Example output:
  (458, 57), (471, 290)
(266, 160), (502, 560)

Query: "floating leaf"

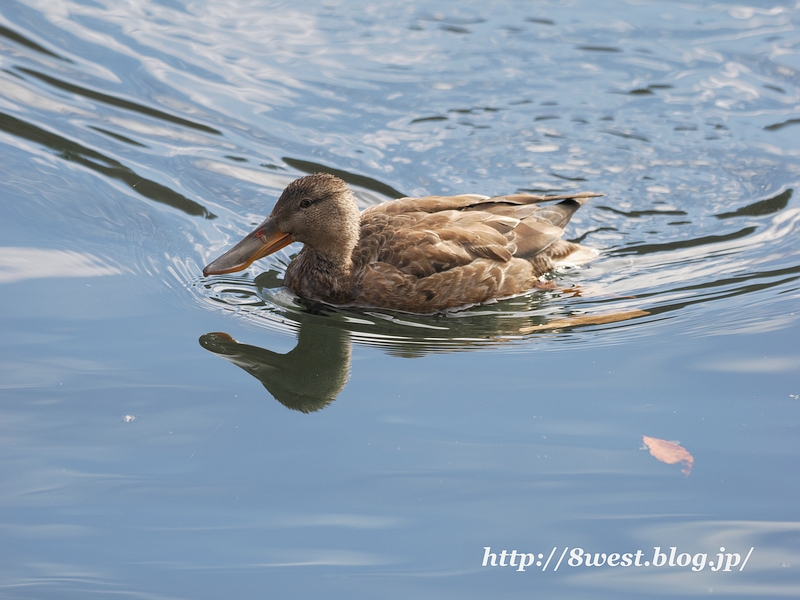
(642, 435), (694, 476)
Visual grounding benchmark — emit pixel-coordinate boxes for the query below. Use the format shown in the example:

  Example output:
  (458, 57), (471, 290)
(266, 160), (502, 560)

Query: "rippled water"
(1, 1), (799, 598)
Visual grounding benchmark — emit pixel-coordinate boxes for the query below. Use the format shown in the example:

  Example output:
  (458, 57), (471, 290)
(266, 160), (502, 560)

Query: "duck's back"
(348, 191), (601, 312)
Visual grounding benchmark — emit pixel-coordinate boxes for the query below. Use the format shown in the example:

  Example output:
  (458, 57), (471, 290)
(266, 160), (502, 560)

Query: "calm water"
(1, 0), (799, 598)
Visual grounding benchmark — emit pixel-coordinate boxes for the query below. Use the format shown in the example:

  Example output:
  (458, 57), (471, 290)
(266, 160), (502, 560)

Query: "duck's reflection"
(199, 304), (653, 412)
(199, 324), (351, 413)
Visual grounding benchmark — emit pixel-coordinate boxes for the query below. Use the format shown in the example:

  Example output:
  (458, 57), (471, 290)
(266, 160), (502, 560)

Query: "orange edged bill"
(203, 218), (292, 276)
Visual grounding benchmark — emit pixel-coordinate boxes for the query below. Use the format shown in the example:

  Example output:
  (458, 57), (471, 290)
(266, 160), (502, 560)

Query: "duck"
(203, 173), (602, 313)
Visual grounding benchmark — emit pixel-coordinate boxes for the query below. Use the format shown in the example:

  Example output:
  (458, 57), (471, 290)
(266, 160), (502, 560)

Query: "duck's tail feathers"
(553, 243), (599, 268)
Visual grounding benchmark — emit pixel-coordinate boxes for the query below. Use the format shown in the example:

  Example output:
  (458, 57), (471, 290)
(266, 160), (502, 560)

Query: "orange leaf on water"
(642, 435), (694, 476)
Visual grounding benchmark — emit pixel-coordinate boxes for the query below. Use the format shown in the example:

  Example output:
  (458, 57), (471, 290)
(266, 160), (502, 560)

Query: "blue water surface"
(1, 0), (799, 598)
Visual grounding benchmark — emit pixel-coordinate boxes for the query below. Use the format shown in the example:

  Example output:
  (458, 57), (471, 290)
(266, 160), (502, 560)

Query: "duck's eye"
(299, 198), (313, 208)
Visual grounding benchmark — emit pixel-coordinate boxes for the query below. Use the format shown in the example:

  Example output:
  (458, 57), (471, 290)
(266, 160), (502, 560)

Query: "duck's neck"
(286, 243), (357, 303)
(303, 244), (355, 277)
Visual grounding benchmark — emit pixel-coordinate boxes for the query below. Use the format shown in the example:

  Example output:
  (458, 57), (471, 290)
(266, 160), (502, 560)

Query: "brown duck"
(203, 173), (602, 313)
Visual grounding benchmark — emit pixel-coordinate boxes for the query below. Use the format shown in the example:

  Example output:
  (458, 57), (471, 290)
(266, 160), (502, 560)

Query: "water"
(1, 0), (799, 598)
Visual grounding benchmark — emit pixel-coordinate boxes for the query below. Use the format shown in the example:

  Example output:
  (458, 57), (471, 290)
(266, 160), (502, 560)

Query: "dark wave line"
(577, 45), (622, 52)
(716, 188), (792, 219)
(642, 273), (800, 319)
(0, 25), (69, 61)
(600, 128), (649, 142)
(764, 119), (800, 131)
(658, 262), (800, 298)
(612, 226), (756, 255)
(88, 126), (148, 148)
(598, 206), (687, 218)
(0, 111), (215, 219)
(18, 67), (221, 135)
(282, 157), (405, 199)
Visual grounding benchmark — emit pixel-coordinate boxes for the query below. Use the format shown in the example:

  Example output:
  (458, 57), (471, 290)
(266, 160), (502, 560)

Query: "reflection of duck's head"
(199, 324), (351, 413)
(204, 173), (603, 313)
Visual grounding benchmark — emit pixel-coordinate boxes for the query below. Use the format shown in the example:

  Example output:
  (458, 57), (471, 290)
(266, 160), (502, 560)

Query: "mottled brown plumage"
(203, 173), (602, 313)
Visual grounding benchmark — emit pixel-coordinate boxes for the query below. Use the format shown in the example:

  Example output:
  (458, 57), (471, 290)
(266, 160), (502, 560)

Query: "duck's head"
(203, 173), (360, 276)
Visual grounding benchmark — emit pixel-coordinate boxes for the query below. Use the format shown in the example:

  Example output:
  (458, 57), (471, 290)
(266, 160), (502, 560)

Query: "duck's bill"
(203, 219), (292, 276)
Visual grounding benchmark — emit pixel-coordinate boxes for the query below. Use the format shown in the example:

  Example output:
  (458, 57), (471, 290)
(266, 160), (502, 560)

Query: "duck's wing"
(474, 192), (602, 229)
(366, 191), (602, 217)
(358, 191), (602, 278)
